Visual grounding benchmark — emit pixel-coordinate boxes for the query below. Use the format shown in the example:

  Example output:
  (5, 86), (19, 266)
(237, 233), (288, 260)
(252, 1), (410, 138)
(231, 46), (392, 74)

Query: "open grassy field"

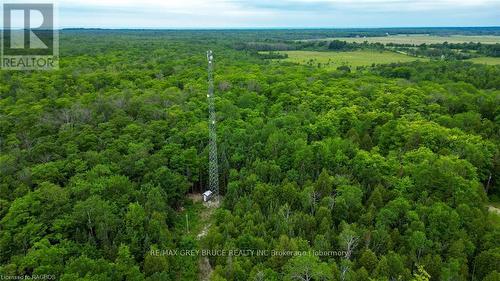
(467, 56), (500, 65)
(270, 50), (426, 69)
(302, 34), (500, 45)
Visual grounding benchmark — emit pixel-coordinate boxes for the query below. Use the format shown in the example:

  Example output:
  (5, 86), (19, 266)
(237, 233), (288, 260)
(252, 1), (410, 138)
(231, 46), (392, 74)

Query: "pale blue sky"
(5, 0), (500, 28)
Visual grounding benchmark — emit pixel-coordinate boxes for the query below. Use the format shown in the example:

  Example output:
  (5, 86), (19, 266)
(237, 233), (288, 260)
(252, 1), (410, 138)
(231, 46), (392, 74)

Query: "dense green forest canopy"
(62, 27), (500, 40)
(0, 30), (499, 281)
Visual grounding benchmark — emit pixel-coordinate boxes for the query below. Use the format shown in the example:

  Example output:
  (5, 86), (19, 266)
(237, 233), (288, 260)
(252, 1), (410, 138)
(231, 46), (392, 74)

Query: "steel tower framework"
(207, 50), (219, 201)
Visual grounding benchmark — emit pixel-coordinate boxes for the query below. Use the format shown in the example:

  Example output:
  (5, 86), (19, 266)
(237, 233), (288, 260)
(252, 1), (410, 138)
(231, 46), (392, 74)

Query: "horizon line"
(58, 26), (500, 30)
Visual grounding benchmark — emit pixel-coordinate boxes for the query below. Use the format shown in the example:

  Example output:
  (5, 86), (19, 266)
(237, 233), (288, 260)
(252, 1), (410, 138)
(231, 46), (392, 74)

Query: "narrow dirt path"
(488, 205), (500, 215)
(198, 204), (214, 281)
(198, 256), (213, 281)
(188, 194), (220, 281)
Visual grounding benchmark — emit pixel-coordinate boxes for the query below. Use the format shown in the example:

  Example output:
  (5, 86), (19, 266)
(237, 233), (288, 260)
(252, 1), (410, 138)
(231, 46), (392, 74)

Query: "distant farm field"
(269, 50), (426, 69)
(467, 56), (500, 65)
(303, 35), (500, 45)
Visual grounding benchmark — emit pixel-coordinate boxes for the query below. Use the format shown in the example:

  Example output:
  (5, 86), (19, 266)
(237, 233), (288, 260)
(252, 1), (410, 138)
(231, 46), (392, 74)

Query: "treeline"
(236, 40), (385, 52)
(369, 61), (500, 89)
(388, 42), (500, 57)
(386, 42), (500, 59)
(66, 27), (498, 41)
(256, 52), (289, 59)
(240, 39), (500, 61)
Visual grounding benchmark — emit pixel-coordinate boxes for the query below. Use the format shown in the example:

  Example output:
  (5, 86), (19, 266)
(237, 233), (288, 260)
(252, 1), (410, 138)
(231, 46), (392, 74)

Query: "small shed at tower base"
(202, 190), (213, 202)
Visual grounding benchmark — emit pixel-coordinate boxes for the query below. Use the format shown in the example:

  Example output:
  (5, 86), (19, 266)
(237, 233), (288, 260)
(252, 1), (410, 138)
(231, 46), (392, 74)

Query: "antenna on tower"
(205, 50), (219, 203)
